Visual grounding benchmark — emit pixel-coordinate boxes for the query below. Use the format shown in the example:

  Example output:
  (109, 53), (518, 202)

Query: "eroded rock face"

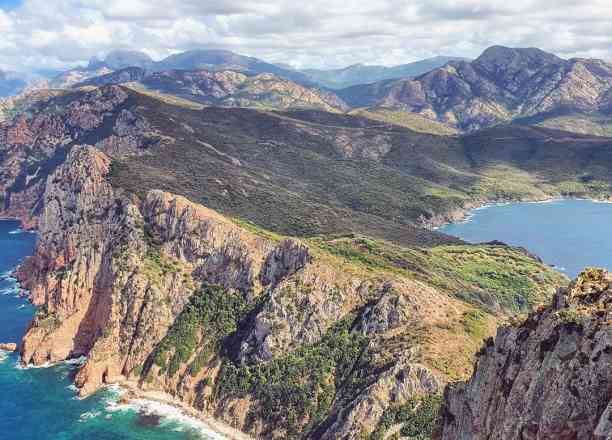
(0, 343), (17, 352)
(436, 268), (612, 440)
(0, 86), (154, 228)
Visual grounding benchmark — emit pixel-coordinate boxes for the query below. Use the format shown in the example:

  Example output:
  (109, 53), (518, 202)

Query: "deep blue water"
(0, 221), (223, 440)
(440, 199), (612, 278)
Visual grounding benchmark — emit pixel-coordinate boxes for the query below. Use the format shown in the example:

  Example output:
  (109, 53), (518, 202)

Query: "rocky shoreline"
(424, 194), (612, 230)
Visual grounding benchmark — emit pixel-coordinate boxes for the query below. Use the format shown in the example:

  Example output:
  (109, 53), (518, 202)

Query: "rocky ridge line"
(436, 268), (612, 440)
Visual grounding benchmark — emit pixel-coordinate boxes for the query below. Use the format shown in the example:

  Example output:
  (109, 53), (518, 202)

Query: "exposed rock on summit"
(436, 268), (612, 440)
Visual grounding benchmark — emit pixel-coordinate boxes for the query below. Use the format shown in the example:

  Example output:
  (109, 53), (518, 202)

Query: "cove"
(439, 199), (612, 278)
(0, 220), (224, 440)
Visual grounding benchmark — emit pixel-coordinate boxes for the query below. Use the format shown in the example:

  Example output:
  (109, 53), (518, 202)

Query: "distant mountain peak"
(104, 50), (153, 70)
(474, 45), (563, 73)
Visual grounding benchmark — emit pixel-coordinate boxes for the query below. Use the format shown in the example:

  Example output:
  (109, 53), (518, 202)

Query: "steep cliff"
(13, 142), (564, 439)
(436, 268), (612, 440)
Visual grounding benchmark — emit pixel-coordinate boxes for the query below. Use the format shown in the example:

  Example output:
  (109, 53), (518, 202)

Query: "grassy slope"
(349, 107), (460, 136)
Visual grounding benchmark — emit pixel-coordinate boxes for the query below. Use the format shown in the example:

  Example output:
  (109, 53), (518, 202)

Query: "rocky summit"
(436, 268), (612, 440)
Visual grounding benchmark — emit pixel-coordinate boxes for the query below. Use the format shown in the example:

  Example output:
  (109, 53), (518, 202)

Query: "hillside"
(3, 86), (612, 245)
(339, 46), (612, 133)
(76, 68), (349, 113)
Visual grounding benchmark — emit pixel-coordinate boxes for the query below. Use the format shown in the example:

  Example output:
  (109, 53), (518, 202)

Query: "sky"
(1, 0), (611, 72)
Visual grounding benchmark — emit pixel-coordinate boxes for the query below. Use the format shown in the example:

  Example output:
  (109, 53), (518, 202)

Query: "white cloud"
(1, 0), (612, 72)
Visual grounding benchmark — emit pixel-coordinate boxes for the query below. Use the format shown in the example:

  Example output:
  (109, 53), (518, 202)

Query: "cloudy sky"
(1, 0), (611, 72)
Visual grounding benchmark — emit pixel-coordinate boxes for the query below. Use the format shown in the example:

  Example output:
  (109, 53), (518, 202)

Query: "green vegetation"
(142, 248), (184, 287)
(350, 107), (459, 135)
(106, 89), (612, 251)
(151, 284), (248, 377)
(461, 309), (487, 340)
(370, 394), (442, 440)
(555, 308), (585, 328)
(311, 236), (567, 312)
(216, 317), (369, 437)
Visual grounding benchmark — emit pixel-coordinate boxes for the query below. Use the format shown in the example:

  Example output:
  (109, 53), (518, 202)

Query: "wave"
(79, 410), (102, 422)
(7, 228), (34, 235)
(64, 356), (87, 366)
(0, 271), (16, 281)
(16, 356), (88, 371)
(107, 396), (228, 440)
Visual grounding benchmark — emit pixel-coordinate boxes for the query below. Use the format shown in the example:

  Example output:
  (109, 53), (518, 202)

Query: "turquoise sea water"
(0, 221), (223, 440)
(439, 199), (612, 278)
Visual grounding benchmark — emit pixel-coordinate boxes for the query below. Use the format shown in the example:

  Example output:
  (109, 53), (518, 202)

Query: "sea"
(439, 199), (612, 278)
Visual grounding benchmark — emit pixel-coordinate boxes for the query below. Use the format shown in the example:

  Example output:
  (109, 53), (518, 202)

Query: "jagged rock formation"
(339, 46), (612, 132)
(0, 342), (17, 351)
(0, 86), (162, 228)
(436, 268), (612, 440)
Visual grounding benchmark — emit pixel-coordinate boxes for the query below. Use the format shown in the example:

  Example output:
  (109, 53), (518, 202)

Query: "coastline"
(426, 194), (612, 231)
(115, 380), (254, 440)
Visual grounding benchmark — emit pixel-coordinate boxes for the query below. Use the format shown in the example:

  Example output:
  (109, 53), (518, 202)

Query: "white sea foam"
(79, 411), (102, 422)
(64, 356), (87, 366)
(15, 356), (86, 371)
(107, 396), (228, 440)
(15, 360), (53, 370)
(8, 229), (23, 235)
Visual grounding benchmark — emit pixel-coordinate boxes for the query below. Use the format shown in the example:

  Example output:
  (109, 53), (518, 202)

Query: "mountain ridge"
(338, 45), (612, 132)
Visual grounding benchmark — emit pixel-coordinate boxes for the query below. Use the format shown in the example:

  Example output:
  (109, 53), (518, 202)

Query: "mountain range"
(23, 45), (612, 137)
(339, 46), (612, 133)
(301, 56), (469, 89)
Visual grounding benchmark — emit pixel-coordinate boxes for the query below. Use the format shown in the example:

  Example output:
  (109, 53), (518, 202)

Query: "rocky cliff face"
(436, 268), (612, 440)
(0, 85), (162, 228)
(15, 144), (445, 437)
